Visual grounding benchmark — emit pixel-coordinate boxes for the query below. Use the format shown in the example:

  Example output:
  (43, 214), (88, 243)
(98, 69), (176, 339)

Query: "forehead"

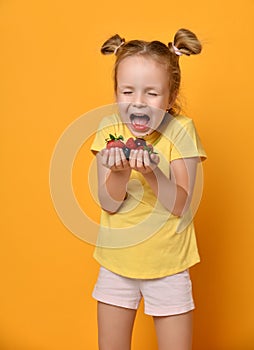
(117, 55), (169, 84)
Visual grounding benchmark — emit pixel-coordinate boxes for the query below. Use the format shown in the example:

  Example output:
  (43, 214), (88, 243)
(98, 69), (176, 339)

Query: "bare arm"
(96, 147), (131, 214)
(96, 146), (198, 216)
(129, 149), (198, 217)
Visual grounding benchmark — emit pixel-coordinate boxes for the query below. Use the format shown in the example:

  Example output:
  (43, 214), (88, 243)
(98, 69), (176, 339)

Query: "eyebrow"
(117, 85), (133, 89)
(118, 85), (161, 90)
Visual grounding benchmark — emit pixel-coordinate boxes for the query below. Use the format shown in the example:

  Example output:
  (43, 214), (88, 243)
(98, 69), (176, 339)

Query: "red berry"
(105, 134), (125, 149)
(106, 140), (125, 149)
(126, 137), (137, 149)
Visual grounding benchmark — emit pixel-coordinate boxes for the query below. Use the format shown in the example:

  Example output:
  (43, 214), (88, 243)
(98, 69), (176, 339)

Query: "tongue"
(132, 116), (148, 125)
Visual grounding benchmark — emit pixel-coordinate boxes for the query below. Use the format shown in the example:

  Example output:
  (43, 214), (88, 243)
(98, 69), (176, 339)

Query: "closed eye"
(148, 92), (158, 96)
(123, 91), (133, 95)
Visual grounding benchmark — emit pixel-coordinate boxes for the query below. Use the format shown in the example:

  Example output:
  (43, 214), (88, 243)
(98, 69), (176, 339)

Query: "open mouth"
(130, 113), (150, 131)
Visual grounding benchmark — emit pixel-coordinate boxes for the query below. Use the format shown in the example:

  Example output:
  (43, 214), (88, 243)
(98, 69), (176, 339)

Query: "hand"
(100, 147), (131, 172)
(129, 149), (160, 174)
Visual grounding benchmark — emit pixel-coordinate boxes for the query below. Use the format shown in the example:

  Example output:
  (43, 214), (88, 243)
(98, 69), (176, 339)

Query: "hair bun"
(169, 28), (202, 56)
(101, 34), (125, 55)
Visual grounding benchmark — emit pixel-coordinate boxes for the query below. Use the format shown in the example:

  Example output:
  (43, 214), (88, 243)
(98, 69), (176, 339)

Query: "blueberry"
(123, 147), (130, 160)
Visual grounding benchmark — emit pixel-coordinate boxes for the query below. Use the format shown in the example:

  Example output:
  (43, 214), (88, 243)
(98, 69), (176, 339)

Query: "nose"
(132, 93), (146, 108)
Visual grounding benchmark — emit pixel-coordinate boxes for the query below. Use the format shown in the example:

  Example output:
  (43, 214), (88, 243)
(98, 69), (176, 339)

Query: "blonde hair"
(101, 29), (202, 115)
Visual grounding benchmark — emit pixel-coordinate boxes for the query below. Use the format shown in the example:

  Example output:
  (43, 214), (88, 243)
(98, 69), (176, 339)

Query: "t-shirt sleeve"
(170, 119), (207, 161)
(90, 118), (115, 153)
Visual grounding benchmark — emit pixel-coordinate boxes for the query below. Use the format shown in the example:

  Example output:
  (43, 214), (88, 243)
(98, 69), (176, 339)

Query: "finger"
(119, 148), (128, 167)
(114, 148), (122, 167)
(108, 148), (116, 168)
(100, 148), (106, 156)
(143, 150), (150, 168)
(136, 149), (144, 169)
(129, 149), (138, 168)
(101, 149), (109, 167)
(150, 153), (160, 165)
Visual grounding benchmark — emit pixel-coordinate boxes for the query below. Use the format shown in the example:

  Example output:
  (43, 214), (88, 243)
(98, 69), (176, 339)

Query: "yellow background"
(1, 0), (254, 349)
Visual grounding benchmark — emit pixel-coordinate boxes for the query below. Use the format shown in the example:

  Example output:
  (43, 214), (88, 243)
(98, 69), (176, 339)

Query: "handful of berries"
(105, 134), (156, 160)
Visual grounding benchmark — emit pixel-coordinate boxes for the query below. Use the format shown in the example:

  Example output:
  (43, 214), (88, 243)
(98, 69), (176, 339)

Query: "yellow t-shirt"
(91, 113), (207, 279)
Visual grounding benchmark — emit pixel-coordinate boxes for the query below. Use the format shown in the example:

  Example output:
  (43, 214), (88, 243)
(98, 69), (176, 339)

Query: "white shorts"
(92, 266), (195, 316)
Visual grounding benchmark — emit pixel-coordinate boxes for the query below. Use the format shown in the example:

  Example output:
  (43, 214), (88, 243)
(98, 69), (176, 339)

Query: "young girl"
(91, 28), (207, 350)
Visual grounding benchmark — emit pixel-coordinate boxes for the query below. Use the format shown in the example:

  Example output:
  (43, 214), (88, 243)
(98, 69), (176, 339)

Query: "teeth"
(130, 113), (150, 119)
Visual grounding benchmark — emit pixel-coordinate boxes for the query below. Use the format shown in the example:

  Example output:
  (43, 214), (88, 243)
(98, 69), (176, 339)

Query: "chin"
(129, 126), (153, 137)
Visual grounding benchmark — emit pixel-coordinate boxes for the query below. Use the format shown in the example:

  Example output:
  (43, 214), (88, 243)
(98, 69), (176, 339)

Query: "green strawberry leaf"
(105, 134), (124, 143)
(143, 145), (157, 154)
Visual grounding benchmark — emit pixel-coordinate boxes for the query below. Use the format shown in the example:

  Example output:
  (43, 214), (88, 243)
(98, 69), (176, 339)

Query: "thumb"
(150, 153), (160, 164)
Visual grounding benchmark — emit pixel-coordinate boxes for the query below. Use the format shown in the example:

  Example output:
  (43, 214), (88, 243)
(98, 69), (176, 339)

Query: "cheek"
(151, 106), (167, 124)
(155, 97), (169, 110)
(117, 102), (129, 122)
(115, 91), (121, 102)
(115, 91), (129, 103)
(164, 94), (171, 108)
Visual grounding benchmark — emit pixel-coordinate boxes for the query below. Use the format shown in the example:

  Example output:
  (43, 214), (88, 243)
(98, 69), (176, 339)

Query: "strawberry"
(107, 139), (125, 149)
(126, 137), (137, 150)
(105, 134), (125, 149)
(104, 134), (157, 160)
